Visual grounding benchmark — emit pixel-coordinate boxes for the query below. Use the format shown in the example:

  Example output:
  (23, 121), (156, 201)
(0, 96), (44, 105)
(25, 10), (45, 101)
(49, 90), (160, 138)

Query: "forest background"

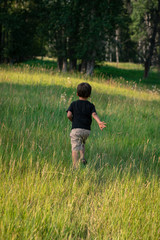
(0, 0), (160, 78)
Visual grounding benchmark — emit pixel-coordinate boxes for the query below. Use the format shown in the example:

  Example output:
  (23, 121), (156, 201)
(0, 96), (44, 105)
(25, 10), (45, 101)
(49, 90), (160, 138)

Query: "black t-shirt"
(67, 100), (96, 130)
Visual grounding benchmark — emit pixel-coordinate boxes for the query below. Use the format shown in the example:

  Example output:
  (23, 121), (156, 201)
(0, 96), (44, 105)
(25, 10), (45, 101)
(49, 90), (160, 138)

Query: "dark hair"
(77, 82), (92, 98)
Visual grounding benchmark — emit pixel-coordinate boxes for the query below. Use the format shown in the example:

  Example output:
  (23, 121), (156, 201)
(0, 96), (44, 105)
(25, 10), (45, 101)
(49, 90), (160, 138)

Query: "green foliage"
(131, 0), (158, 40)
(0, 0), (46, 62)
(0, 1), (159, 75)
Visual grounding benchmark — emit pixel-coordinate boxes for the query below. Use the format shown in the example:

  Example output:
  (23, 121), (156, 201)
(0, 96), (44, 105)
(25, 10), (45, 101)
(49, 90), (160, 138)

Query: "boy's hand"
(92, 112), (106, 130)
(98, 121), (106, 130)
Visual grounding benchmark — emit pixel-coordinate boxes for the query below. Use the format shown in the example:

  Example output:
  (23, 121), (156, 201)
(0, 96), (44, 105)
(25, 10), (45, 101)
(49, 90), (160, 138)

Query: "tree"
(116, 0), (137, 63)
(44, 0), (124, 74)
(77, 0), (124, 75)
(0, 0), (12, 63)
(130, 0), (160, 78)
(44, 0), (73, 72)
(0, 0), (45, 63)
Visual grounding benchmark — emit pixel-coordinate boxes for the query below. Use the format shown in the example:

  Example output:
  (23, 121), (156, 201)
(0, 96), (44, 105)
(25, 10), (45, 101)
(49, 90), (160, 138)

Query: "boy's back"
(67, 99), (96, 130)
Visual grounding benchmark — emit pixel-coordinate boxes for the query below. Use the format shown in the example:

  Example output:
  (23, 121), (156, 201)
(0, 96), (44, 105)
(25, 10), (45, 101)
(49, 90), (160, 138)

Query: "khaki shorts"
(70, 128), (90, 151)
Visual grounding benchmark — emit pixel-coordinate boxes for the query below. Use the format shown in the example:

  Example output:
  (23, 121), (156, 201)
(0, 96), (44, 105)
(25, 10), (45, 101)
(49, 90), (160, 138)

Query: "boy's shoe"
(81, 159), (87, 165)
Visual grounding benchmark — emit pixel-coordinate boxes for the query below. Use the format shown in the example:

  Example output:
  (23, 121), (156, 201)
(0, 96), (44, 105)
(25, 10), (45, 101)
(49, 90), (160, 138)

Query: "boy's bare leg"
(72, 151), (79, 169)
(80, 144), (87, 165)
(80, 144), (85, 160)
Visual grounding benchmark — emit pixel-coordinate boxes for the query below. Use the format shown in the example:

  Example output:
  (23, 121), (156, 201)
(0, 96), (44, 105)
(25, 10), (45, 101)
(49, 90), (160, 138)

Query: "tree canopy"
(0, 0), (159, 77)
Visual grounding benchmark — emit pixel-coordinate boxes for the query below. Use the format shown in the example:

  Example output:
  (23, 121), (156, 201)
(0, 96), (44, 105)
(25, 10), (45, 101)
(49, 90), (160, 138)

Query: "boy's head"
(77, 82), (92, 98)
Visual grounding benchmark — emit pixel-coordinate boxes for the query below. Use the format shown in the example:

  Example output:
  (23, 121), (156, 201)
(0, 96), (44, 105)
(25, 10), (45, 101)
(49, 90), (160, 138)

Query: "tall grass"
(0, 61), (160, 239)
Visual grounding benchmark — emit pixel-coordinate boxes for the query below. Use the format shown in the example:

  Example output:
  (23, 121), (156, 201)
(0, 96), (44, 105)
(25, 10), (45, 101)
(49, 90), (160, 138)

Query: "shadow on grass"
(94, 64), (160, 88)
(20, 58), (58, 70)
(1, 81), (160, 179)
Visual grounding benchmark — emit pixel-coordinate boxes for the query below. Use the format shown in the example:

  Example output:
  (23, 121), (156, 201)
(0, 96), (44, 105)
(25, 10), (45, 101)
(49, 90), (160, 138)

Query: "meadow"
(0, 60), (160, 239)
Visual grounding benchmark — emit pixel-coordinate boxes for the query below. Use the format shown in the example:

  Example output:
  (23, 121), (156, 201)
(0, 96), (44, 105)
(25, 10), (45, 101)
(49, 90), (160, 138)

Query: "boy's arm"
(67, 111), (73, 122)
(92, 112), (106, 130)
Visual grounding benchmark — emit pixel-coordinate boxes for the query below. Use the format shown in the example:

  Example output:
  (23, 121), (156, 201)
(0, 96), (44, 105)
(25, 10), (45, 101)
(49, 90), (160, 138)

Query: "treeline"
(0, 0), (160, 77)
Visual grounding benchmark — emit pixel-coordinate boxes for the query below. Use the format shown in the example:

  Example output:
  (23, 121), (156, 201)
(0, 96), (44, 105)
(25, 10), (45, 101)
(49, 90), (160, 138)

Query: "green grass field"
(0, 60), (160, 239)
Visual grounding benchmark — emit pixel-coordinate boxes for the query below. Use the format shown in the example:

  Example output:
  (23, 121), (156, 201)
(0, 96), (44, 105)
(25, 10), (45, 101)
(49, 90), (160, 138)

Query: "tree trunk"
(115, 29), (119, 67)
(144, 59), (151, 79)
(110, 52), (112, 62)
(86, 59), (95, 76)
(57, 57), (63, 71)
(4, 30), (8, 63)
(62, 58), (67, 72)
(69, 58), (77, 71)
(158, 26), (160, 72)
(80, 60), (87, 73)
(144, 1), (160, 78)
(0, 24), (2, 63)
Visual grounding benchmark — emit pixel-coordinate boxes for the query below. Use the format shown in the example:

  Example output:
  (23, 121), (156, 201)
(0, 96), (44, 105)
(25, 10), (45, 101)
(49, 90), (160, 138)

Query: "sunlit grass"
(1, 64), (160, 101)
(104, 61), (144, 70)
(0, 61), (160, 239)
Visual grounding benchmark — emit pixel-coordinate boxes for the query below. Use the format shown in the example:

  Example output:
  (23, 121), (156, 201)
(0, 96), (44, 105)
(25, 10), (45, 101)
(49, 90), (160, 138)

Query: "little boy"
(67, 82), (106, 169)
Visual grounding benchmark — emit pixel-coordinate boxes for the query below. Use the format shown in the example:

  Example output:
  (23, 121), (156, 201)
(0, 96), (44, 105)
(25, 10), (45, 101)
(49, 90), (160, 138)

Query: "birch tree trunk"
(86, 59), (95, 76)
(62, 58), (67, 72)
(115, 29), (120, 66)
